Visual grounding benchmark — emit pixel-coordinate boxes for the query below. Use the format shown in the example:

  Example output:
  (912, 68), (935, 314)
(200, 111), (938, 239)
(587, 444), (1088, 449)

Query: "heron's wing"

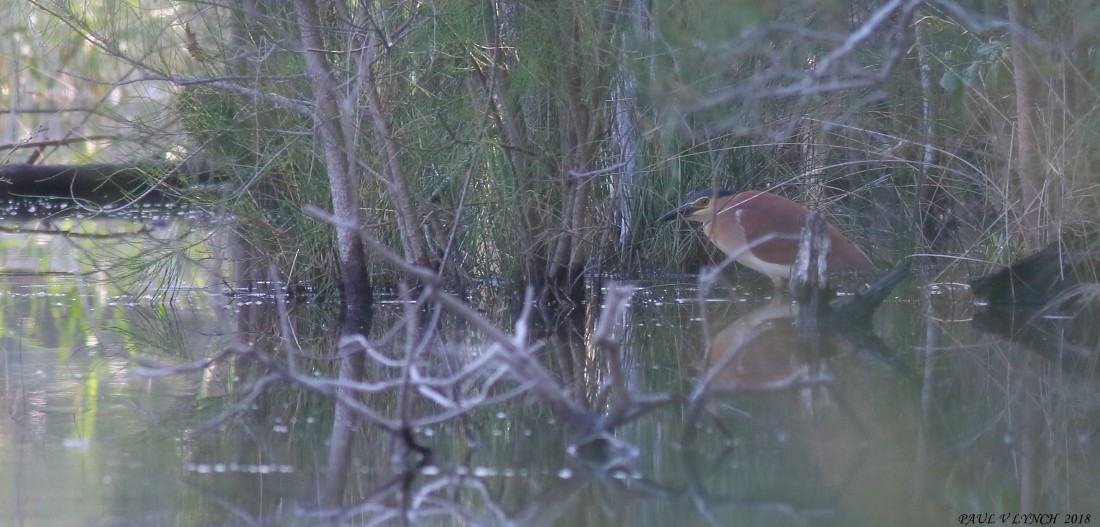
(724, 192), (808, 265)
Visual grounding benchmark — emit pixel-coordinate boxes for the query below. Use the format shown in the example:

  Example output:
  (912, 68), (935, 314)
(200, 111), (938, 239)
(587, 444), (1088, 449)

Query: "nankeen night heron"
(659, 189), (875, 287)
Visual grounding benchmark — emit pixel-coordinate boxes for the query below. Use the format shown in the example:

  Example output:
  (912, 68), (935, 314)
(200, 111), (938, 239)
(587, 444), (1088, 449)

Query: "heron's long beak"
(658, 203), (693, 222)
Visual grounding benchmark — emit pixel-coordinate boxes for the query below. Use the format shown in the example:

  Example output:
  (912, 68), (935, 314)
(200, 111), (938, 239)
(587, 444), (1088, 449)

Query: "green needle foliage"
(11, 0), (1100, 298)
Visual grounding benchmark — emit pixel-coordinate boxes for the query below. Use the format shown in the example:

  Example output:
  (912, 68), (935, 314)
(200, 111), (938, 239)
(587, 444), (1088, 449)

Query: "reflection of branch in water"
(299, 206), (674, 438)
(972, 306), (1100, 372)
(187, 481), (264, 527)
(308, 454), (680, 527)
(141, 209), (682, 524)
(303, 277), (670, 522)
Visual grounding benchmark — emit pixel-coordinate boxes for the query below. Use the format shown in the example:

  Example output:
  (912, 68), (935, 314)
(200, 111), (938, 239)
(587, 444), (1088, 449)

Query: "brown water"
(0, 213), (1098, 526)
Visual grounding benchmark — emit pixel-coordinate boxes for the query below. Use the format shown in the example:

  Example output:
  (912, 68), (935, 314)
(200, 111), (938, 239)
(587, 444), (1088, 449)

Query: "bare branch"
(0, 136), (122, 152)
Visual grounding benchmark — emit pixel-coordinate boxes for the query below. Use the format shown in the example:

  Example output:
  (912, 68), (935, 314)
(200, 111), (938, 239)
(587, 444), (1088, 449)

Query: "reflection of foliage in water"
(4, 244), (1100, 525)
(3, 209), (1100, 525)
(73, 214), (222, 302)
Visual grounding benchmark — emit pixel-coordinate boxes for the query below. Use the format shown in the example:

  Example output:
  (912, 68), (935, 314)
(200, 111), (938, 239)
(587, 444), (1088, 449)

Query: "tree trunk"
(359, 22), (433, 269)
(1007, 0), (1050, 245)
(292, 0), (373, 309)
(544, 0), (625, 306)
(483, 1), (546, 290)
(611, 65), (640, 268)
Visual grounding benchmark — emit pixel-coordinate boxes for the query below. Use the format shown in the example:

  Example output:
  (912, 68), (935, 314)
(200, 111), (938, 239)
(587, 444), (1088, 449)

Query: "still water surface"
(0, 211), (1097, 526)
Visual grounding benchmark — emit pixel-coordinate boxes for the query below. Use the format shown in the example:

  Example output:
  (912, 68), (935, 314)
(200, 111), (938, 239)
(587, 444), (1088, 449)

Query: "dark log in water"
(970, 227), (1100, 371)
(970, 227), (1100, 306)
(0, 163), (196, 206)
(825, 263), (912, 326)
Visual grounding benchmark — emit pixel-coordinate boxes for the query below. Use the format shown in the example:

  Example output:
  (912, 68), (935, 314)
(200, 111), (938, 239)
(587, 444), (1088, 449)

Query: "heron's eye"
(694, 197), (710, 209)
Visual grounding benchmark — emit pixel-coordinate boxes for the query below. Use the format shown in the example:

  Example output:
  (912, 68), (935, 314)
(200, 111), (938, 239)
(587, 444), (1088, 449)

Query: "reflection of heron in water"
(695, 301), (828, 394)
(692, 267), (911, 399)
(689, 298), (879, 427)
(681, 300), (873, 520)
(681, 285), (910, 522)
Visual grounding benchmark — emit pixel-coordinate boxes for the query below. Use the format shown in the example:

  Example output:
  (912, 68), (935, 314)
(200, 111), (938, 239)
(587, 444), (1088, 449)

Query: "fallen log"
(0, 163), (193, 205)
